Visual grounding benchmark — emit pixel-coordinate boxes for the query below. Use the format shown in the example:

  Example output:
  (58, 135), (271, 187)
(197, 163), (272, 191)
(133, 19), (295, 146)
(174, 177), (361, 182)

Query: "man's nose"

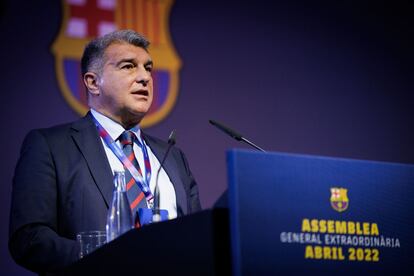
(136, 67), (151, 85)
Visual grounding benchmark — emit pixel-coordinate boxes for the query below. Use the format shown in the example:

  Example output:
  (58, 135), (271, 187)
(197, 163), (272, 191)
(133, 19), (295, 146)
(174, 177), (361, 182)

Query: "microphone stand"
(152, 130), (176, 222)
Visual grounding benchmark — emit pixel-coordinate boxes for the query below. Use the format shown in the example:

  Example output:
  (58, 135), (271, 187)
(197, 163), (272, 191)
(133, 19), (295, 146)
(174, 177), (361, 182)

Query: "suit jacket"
(9, 113), (201, 274)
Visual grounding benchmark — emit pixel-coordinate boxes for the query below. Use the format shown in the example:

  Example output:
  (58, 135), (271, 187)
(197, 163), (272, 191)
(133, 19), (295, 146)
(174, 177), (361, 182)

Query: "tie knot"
(119, 130), (135, 147)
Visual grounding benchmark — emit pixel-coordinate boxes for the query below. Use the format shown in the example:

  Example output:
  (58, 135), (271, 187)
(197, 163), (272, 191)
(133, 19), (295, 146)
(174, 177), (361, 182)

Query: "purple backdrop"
(1, 0), (413, 274)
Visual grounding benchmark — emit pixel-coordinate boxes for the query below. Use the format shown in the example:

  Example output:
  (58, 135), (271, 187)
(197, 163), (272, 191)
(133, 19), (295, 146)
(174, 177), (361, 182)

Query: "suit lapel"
(143, 134), (188, 216)
(70, 113), (113, 208)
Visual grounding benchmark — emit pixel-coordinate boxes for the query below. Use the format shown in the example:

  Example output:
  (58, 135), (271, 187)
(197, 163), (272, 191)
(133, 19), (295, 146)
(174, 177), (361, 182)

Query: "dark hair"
(80, 29), (150, 76)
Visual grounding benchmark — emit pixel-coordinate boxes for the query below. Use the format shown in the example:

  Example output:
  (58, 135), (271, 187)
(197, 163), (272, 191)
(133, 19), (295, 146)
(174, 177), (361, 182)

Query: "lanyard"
(92, 117), (154, 203)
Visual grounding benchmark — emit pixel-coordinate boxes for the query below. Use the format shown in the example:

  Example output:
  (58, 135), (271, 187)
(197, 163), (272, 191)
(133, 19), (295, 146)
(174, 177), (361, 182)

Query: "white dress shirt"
(91, 109), (177, 219)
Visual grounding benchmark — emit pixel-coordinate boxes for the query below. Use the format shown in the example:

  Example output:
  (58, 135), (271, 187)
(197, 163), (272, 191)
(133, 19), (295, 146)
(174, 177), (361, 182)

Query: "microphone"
(152, 130), (176, 222)
(209, 119), (266, 152)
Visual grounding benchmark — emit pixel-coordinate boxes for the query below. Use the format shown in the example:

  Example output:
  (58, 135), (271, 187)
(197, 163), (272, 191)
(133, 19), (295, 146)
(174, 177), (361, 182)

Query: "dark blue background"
(1, 0), (413, 274)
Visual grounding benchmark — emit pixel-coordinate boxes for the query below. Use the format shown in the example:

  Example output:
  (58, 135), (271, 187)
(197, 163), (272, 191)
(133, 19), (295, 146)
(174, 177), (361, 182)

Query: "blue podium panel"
(227, 150), (414, 275)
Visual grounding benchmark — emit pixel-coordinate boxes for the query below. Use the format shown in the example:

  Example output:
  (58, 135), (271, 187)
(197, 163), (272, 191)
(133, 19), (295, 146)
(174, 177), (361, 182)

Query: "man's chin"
(133, 107), (150, 118)
(120, 110), (149, 128)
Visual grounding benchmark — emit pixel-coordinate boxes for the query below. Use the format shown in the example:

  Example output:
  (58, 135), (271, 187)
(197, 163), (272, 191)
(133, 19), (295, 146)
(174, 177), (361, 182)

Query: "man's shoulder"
(25, 114), (93, 141)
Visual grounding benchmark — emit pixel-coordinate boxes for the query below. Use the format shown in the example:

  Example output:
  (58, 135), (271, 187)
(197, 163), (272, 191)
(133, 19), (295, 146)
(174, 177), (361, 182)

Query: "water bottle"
(106, 171), (133, 242)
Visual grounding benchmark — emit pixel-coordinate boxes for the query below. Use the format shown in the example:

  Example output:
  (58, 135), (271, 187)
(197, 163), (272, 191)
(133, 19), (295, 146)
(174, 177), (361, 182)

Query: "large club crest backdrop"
(0, 0), (413, 275)
(52, 0), (181, 127)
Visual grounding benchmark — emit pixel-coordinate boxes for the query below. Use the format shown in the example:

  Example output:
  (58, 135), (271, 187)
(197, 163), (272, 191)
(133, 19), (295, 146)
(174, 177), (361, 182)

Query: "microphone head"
(209, 119), (243, 141)
(168, 130), (176, 145)
(209, 119), (266, 152)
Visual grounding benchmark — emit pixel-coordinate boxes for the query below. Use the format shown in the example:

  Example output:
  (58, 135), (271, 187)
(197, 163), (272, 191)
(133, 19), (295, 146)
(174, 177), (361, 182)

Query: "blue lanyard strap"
(135, 133), (152, 189)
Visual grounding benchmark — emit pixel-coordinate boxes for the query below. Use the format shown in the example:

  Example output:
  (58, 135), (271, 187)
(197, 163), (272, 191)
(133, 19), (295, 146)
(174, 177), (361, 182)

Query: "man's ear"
(83, 72), (100, 96)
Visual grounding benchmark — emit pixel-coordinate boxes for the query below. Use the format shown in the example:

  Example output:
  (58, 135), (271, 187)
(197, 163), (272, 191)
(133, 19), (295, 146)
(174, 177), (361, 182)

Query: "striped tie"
(118, 130), (148, 226)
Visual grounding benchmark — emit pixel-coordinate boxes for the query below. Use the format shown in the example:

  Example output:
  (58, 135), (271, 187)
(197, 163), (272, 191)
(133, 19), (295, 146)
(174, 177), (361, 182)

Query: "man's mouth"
(132, 90), (149, 97)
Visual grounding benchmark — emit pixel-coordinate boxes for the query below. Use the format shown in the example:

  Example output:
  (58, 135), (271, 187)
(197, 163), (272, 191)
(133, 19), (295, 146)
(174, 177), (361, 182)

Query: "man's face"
(95, 42), (153, 126)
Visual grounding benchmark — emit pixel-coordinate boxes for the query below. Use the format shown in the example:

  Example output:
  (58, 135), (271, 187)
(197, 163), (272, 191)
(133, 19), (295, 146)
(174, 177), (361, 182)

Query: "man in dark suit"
(9, 29), (201, 274)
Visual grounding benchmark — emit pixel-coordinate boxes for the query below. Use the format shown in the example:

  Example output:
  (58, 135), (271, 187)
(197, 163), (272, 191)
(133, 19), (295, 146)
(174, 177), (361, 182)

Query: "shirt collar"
(90, 109), (142, 143)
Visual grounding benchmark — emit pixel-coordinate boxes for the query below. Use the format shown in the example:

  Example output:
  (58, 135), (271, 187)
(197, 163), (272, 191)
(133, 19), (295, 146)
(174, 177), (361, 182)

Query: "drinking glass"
(76, 230), (106, 259)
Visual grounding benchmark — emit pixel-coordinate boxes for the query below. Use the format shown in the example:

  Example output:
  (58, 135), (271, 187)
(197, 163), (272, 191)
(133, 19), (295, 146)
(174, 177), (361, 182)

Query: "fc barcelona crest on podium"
(51, 0), (182, 128)
(330, 187), (349, 212)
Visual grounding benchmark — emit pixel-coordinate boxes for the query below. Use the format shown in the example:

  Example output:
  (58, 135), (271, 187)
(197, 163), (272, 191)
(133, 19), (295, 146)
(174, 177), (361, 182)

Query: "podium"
(62, 150), (414, 275)
(227, 150), (414, 275)
(62, 208), (231, 275)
